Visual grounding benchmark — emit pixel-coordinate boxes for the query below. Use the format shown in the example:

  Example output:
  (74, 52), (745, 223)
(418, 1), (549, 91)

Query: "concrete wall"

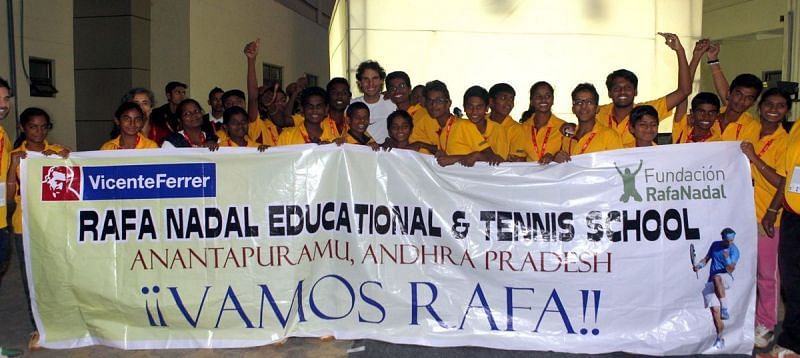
(149, 0), (330, 110)
(700, 0), (787, 95)
(0, 0), (76, 148)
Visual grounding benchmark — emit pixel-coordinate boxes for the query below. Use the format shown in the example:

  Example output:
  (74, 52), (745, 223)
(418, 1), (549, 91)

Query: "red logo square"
(41, 166), (81, 201)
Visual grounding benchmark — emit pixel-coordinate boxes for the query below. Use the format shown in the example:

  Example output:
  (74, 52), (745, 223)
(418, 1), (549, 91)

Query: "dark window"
(29, 57), (58, 97)
(306, 73), (318, 87)
(263, 63), (283, 89)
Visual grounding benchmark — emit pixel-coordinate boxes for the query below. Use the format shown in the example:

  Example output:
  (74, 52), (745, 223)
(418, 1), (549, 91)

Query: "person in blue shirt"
(693, 227), (739, 349)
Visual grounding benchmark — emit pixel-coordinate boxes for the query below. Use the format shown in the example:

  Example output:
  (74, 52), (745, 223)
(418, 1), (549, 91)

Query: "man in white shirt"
(350, 60), (396, 143)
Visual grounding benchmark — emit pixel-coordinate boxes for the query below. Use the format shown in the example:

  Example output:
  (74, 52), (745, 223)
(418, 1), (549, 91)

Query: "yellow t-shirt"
(344, 131), (376, 145)
(276, 123), (338, 146)
(715, 109), (760, 143)
(671, 114), (722, 144)
(407, 104), (423, 117)
(12, 141), (66, 234)
(597, 96), (671, 145)
(479, 120), (510, 160)
(409, 108), (441, 148)
(753, 126), (788, 224)
(292, 114), (347, 138)
(561, 124), (622, 155)
(100, 133), (159, 150)
(782, 123), (800, 213)
(218, 136), (261, 148)
(444, 119), (491, 156)
(0, 126), (10, 229)
(510, 114), (565, 161)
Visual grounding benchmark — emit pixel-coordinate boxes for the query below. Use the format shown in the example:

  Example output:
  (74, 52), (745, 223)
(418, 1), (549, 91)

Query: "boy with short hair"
(244, 39), (280, 146)
(672, 92), (722, 144)
(706, 42), (762, 143)
(203, 87), (224, 133)
(386, 71), (421, 116)
(218, 106), (267, 150)
(436, 86), (505, 167)
(325, 77), (352, 135)
(553, 83), (622, 163)
(336, 102), (380, 150)
(277, 87), (338, 145)
(488, 83), (519, 138)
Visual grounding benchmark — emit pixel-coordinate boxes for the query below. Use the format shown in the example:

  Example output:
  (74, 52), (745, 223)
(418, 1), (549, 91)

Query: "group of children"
(0, 30), (798, 356)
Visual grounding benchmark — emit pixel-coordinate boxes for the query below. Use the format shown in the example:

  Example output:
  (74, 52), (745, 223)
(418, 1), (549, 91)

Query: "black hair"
(177, 98), (204, 121)
(571, 83), (599, 105)
(326, 77), (350, 94)
(463, 85), (490, 106)
(356, 60), (386, 81)
(0, 77), (11, 93)
(222, 89), (246, 104)
(115, 102), (144, 120)
(758, 87), (793, 112)
(630, 105), (659, 126)
(222, 106), (249, 125)
(346, 101), (369, 118)
(387, 109), (414, 132)
(208, 87), (224, 100)
(300, 87), (328, 106)
(730, 73), (764, 97)
(121, 87), (155, 106)
(424, 80), (450, 100)
(530, 81), (554, 96)
(489, 83), (515, 99)
(605, 69), (638, 91)
(165, 81), (187, 94)
(691, 92), (721, 111)
(386, 71), (411, 87)
(15, 107), (53, 148)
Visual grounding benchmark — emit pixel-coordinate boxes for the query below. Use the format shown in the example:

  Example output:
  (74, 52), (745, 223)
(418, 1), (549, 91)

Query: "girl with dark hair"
(101, 102), (159, 150)
(161, 99), (219, 149)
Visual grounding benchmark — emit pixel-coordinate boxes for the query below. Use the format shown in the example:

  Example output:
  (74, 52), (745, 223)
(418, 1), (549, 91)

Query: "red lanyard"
(531, 126), (552, 159)
(182, 131), (206, 147)
(687, 129), (712, 143)
(758, 138), (776, 158)
(570, 132), (598, 154)
(438, 117), (456, 151)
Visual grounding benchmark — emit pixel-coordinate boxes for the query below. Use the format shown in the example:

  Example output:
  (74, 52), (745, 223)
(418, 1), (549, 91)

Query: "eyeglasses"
(388, 83), (408, 92)
(572, 99), (595, 106)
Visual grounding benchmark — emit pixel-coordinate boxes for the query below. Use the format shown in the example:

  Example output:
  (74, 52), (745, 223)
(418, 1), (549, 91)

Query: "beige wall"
(149, 0), (330, 110)
(0, 0), (76, 148)
(699, 0), (787, 94)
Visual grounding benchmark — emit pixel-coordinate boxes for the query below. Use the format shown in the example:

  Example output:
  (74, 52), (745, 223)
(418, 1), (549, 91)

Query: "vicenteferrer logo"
(42, 163), (216, 201)
(42, 166), (82, 201)
(83, 163), (216, 200)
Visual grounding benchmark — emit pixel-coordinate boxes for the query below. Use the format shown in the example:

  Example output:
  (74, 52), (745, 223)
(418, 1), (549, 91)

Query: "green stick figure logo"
(615, 160), (643, 202)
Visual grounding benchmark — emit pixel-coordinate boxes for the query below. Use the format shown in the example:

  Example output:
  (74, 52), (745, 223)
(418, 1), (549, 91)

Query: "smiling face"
(387, 77), (411, 106)
(629, 114), (658, 143)
(425, 90), (451, 121)
(572, 90), (598, 123)
(531, 86), (554, 114)
(0, 86), (10, 120)
(224, 112), (249, 139)
(302, 95), (328, 124)
(348, 108), (370, 135)
(328, 83), (351, 111)
(759, 94), (788, 124)
(609, 77), (637, 108)
(691, 103), (719, 130)
(464, 96), (489, 125)
(358, 68), (383, 98)
(727, 86), (759, 114)
(389, 115), (412, 143)
(116, 108), (144, 137)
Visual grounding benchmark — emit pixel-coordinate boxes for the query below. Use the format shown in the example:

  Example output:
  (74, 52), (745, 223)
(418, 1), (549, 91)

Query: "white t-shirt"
(350, 96), (397, 143)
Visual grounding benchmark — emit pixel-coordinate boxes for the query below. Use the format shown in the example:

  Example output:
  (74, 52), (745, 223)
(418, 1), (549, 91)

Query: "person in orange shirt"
(326, 77), (351, 136)
(6, 107), (70, 348)
(410, 85), (425, 107)
(706, 42), (762, 144)
(510, 81), (565, 163)
(382, 109), (431, 154)
(554, 83), (622, 163)
(336, 102), (380, 150)
(592, 33), (691, 144)
(740, 88), (792, 349)
(408, 80), (456, 155)
(672, 92), (723, 144)
(386, 71), (422, 117)
(218, 106), (268, 150)
(625, 105), (659, 148)
(436, 86), (504, 167)
(488, 83), (518, 139)
(101, 102), (159, 150)
(277, 87), (338, 146)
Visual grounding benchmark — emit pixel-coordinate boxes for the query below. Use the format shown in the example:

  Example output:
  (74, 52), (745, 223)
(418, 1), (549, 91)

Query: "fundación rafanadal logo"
(615, 160), (727, 202)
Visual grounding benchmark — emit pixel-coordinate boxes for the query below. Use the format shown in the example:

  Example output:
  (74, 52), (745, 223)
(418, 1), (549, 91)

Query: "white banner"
(24, 142), (755, 355)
